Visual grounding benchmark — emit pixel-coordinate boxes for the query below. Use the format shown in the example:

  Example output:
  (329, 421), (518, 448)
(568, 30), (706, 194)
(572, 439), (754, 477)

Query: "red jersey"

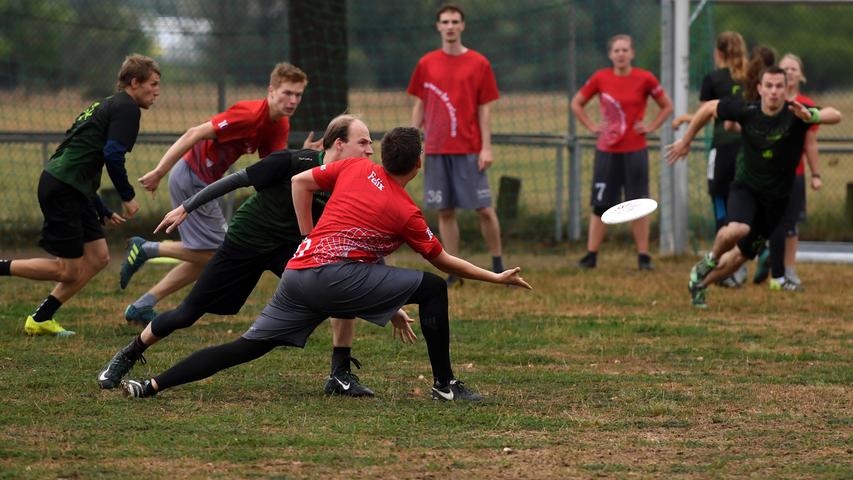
(794, 93), (818, 176)
(183, 99), (289, 184)
(407, 49), (499, 155)
(286, 157), (443, 269)
(579, 67), (665, 153)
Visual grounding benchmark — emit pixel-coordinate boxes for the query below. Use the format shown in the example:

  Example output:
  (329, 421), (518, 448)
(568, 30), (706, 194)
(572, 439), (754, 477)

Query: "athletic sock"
(133, 293), (158, 310)
(125, 335), (149, 360)
(492, 256), (504, 273)
(331, 346), (351, 376)
(141, 241), (160, 258)
(32, 295), (62, 322)
(0, 259), (11, 276)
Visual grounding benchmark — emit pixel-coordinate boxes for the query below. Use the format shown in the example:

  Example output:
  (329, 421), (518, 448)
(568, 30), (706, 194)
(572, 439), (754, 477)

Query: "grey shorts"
(590, 149), (649, 208)
(168, 160), (227, 250)
(423, 154), (492, 210)
(242, 262), (424, 347)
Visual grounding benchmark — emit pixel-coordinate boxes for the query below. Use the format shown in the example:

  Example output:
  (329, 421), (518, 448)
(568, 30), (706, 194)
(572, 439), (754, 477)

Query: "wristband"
(807, 107), (820, 124)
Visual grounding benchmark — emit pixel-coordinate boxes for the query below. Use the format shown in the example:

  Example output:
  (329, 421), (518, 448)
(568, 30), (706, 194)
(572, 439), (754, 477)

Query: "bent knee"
(726, 222), (751, 238)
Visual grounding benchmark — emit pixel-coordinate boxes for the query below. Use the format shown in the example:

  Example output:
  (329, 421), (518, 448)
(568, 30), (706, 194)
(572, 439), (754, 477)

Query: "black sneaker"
(577, 252), (597, 269)
(324, 357), (375, 397)
(121, 379), (156, 398)
(431, 379), (484, 402)
(97, 348), (145, 389)
(638, 255), (655, 271)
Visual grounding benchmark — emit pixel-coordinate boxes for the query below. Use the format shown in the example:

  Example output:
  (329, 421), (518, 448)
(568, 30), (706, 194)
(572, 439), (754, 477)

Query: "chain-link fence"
(1, 0), (851, 249)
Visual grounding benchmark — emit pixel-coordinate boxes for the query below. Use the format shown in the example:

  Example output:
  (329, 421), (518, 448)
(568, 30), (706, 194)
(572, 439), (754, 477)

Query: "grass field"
(1, 247), (851, 478)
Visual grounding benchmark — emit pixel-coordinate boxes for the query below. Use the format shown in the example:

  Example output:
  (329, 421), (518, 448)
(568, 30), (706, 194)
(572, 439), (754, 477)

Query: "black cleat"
(431, 379), (484, 402)
(638, 256), (655, 271)
(121, 379), (156, 398)
(324, 357), (375, 397)
(577, 252), (597, 269)
(98, 349), (145, 389)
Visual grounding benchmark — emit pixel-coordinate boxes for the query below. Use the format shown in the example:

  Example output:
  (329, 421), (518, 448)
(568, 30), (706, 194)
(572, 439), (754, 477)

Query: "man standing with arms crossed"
(408, 3), (504, 286)
(0, 54), (160, 337)
(119, 63), (317, 323)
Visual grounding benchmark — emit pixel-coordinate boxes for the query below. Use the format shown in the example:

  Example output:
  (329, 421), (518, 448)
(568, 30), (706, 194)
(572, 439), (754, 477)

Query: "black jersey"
(700, 68), (743, 148)
(226, 149), (329, 252)
(717, 99), (811, 200)
(44, 91), (140, 198)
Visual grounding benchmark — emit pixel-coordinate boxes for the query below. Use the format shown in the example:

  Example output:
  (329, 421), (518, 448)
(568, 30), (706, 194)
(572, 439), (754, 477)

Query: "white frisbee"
(600, 198), (658, 225)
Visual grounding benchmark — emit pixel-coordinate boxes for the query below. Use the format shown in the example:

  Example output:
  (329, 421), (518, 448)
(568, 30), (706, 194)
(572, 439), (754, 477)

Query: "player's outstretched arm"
(139, 122), (216, 193)
(789, 101), (842, 126)
(428, 251), (532, 290)
(666, 100), (719, 164)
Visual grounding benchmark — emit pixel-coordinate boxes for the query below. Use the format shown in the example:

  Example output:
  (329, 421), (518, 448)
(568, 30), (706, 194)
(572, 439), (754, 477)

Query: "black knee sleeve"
(406, 272), (453, 383)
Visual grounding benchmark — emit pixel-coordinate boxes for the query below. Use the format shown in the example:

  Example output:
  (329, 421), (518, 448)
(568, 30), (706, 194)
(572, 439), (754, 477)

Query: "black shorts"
(590, 149), (649, 209)
(727, 182), (788, 259)
(183, 237), (299, 315)
(707, 142), (740, 197)
(779, 175), (806, 236)
(243, 262), (423, 347)
(37, 171), (104, 258)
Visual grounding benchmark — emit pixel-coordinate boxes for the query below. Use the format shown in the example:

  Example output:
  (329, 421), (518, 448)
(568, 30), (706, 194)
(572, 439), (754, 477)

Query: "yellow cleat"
(24, 316), (76, 337)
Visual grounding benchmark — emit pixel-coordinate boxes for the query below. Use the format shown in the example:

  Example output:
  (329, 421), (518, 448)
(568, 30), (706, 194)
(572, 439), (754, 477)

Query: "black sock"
(331, 346), (351, 375)
(32, 295), (62, 322)
(0, 259), (10, 276)
(638, 253), (651, 263)
(492, 256), (504, 273)
(124, 335), (149, 360)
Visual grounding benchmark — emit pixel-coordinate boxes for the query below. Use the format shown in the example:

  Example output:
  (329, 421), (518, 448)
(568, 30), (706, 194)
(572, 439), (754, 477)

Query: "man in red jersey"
(408, 3), (504, 287)
(121, 127), (531, 402)
(119, 62), (317, 324)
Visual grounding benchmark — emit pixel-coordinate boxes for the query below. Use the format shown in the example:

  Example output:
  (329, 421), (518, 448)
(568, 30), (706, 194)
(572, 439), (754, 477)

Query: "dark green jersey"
(226, 149), (328, 252)
(717, 99), (810, 200)
(700, 68), (743, 148)
(44, 91), (140, 198)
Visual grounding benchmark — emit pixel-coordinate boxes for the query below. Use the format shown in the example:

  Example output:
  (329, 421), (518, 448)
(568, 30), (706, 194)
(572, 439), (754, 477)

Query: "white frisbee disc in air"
(600, 198), (658, 225)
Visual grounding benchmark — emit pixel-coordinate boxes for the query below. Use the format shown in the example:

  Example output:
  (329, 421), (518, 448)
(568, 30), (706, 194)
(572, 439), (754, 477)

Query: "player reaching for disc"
(570, 34), (672, 270)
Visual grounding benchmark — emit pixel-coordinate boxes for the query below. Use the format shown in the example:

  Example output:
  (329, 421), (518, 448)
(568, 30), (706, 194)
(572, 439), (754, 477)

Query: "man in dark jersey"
(667, 66), (841, 308)
(0, 55), (161, 336)
(97, 115), (405, 396)
(119, 127), (531, 402)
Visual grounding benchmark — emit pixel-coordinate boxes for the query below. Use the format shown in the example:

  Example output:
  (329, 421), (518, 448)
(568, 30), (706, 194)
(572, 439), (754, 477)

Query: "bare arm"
(641, 93), (674, 133)
(803, 128), (822, 191)
(410, 97), (425, 129)
(139, 121), (216, 192)
(477, 102), (494, 172)
(428, 250), (531, 289)
(666, 100), (719, 164)
(291, 169), (320, 236)
(570, 91), (599, 133)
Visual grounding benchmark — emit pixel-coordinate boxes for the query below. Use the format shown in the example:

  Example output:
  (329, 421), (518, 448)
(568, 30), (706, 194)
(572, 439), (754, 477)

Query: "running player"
(0, 55), (160, 336)
(571, 34), (672, 270)
(666, 66), (841, 308)
(98, 115), (397, 397)
(119, 62), (317, 324)
(120, 127), (531, 401)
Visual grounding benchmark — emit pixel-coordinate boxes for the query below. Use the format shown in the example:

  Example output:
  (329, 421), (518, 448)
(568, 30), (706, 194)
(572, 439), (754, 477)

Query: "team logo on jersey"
(218, 119), (229, 129)
(367, 170), (385, 191)
(423, 82), (458, 138)
(320, 164), (327, 170)
(762, 149), (773, 159)
(76, 102), (100, 122)
(426, 227), (434, 240)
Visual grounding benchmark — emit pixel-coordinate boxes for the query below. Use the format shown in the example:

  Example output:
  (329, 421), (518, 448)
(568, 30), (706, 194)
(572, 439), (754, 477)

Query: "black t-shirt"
(700, 68), (743, 148)
(716, 99), (811, 200)
(226, 149), (329, 252)
(45, 91), (140, 198)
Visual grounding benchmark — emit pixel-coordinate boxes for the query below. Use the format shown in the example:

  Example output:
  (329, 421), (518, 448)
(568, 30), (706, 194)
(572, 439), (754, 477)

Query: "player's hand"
(665, 139), (690, 165)
(122, 199), (140, 219)
(103, 212), (126, 227)
(155, 205), (188, 234)
(302, 131), (323, 151)
(811, 176), (823, 191)
(478, 148), (493, 172)
(789, 100), (812, 122)
(138, 169), (163, 194)
(634, 121), (651, 135)
(390, 309), (417, 344)
(498, 267), (532, 290)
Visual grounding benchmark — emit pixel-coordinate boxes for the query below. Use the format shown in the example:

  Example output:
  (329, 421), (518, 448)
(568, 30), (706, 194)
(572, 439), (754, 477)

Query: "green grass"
(0, 247), (851, 478)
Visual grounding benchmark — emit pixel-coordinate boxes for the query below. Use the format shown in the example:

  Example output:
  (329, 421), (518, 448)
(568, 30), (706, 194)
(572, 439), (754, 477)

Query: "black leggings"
(152, 271), (453, 393)
(149, 301), (207, 338)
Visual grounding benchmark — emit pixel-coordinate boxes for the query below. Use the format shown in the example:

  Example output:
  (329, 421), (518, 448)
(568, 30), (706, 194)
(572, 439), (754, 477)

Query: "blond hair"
(781, 53), (807, 85)
(716, 31), (747, 82)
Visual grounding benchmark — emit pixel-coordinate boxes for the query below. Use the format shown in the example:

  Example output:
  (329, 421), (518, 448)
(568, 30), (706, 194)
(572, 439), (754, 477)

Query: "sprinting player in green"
(666, 66), (841, 308)
(0, 54), (161, 336)
(98, 115), (408, 397)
